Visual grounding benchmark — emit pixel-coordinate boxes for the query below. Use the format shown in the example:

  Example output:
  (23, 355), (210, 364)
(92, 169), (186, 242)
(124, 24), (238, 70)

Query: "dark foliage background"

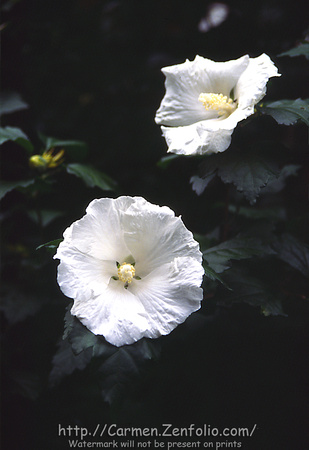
(1, 0), (309, 449)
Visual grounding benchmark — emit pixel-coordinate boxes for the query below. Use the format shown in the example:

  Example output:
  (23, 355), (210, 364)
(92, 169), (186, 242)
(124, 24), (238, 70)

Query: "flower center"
(117, 262), (136, 284)
(198, 93), (236, 117)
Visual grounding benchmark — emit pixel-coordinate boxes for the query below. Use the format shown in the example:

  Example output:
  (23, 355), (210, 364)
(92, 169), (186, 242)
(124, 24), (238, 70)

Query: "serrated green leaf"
(279, 43), (309, 59)
(261, 164), (300, 194)
(0, 179), (35, 200)
(68, 317), (114, 359)
(261, 99), (309, 126)
(63, 307), (115, 359)
(216, 270), (286, 316)
(63, 303), (74, 340)
(273, 233), (309, 278)
(66, 163), (117, 191)
(217, 150), (280, 204)
(50, 309), (116, 386)
(36, 238), (63, 251)
(195, 144), (281, 203)
(203, 236), (275, 273)
(0, 126), (34, 152)
(49, 338), (93, 386)
(99, 339), (161, 405)
(51, 310), (159, 393)
(203, 263), (230, 288)
(0, 92), (29, 116)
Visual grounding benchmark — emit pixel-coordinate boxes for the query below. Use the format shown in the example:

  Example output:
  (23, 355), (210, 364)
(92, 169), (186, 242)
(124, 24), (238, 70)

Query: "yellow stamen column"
(118, 263), (136, 285)
(198, 93), (236, 117)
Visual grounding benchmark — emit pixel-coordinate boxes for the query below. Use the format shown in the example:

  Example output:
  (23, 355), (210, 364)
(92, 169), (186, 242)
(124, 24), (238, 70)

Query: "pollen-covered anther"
(118, 262), (136, 284)
(198, 93), (236, 116)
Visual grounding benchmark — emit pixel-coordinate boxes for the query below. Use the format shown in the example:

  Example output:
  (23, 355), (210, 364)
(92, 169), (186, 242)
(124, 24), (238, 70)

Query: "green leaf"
(261, 164), (300, 194)
(261, 99), (309, 126)
(0, 126), (34, 152)
(278, 43), (309, 59)
(194, 232), (218, 253)
(66, 163), (117, 191)
(99, 339), (161, 405)
(63, 303), (75, 340)
(36, 238), (63, 252)
(68, 317), (115, 359)
(203, 263), (230, 288)
(62, 306), (116, 359)
(216, 270), (286, 316)
(0, 179), (35, 200)
(38, 132), (86, 151)
(203, 236), (275, 273)
(217, 148), (280, 204)
(38, 132), (89, 160)
(49, 338), (93, 386)
(195, 144), (281, 203)
(273, 233), (309, 278)
(0, 92), (29, 116)
(50, 309), (116, 386)
(46, 138), (87, 150)
(157, 154), (179, 169)
(28, 209), (64, 227)
(51, 308), (160, 393)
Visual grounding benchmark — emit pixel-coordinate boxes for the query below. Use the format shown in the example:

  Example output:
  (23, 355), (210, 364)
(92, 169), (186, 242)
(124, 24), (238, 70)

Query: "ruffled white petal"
(55, 198), (131, 264)
(57, 254), (115, 298)
(161, 121), (233, 155)
(70, 256), (204, 347)
(235, 53), (281, 117)
(71, 280), (149, 347)
(121, 198), (202, 275)
(54, 196), (205, 347)
(130, 257), (204, 338)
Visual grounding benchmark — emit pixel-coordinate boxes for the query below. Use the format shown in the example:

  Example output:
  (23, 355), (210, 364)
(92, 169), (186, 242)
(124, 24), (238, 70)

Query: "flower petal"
(56, 197), (134, 264)
(71, 280), (150, 347)
(155, 55), (249, 127)
(129, 257), (204, 338)
(121, 198), (202, 275)
(71, 256), (204, 347)
(161, 121), (233, 155)
(56, 250), (116, 299)
(235, 53), (281, 116)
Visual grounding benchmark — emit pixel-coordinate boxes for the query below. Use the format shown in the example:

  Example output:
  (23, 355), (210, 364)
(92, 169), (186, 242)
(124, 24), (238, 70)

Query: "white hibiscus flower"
(155, 54), (280, 155)
(54, 196), (204, 347)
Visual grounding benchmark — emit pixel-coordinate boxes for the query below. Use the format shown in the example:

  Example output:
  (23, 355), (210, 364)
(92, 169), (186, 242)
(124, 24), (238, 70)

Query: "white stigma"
(118, 262), (136, 284)
(198, 92), (236, 117)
